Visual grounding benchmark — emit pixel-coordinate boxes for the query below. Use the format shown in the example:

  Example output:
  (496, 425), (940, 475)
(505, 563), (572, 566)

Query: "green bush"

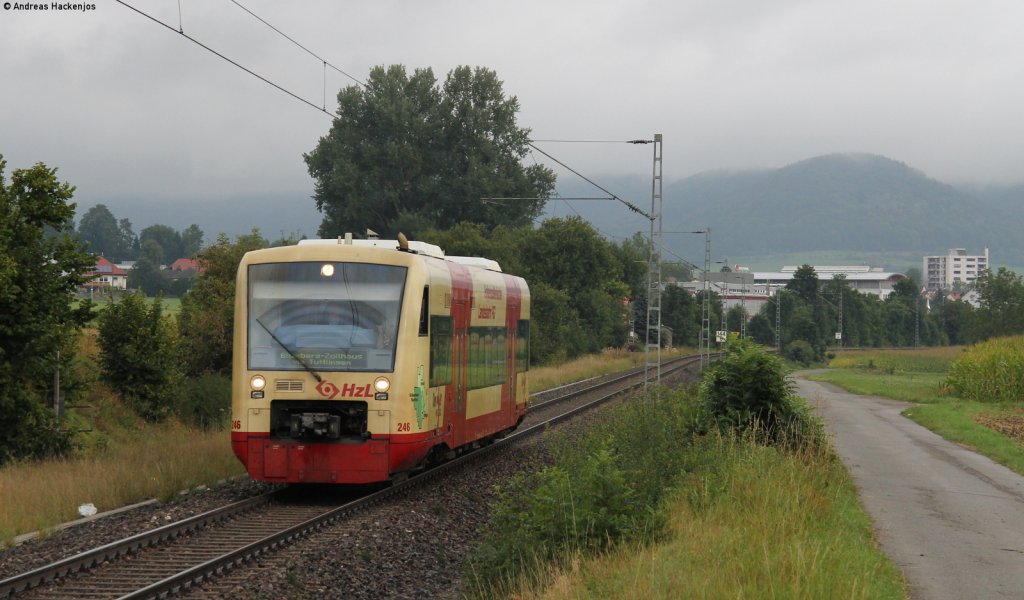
(468, 387), (702, 593)
(173, 373), (231, 430)
(473, 441), (644, 582)
(785, 339), (816, 366)
(97, 293), (178, 422)
(701, 339), (821, 447)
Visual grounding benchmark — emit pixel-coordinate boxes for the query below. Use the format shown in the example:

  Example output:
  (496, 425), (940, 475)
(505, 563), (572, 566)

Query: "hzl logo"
(316, 381), (373, 399)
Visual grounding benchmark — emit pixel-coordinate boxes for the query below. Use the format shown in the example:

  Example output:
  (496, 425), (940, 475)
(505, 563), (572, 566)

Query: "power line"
(527, 142), (654, 221)
(530, 139), (654, 144)
(117, 0), (657, 238)
(524, 151), (634, 242)
(481, 197), (613, 201)
(227, 0), (365, 87)
(115, 0), (334, 119)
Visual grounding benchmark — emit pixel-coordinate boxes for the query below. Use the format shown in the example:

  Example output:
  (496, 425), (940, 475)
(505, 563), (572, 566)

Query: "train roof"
(296, 238), (503, 272)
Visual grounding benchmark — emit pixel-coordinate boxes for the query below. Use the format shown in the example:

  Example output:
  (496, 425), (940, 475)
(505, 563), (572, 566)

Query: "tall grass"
(530, 347), (692, 393)
(503, 435), (905, 600)
(468, 346), (903, 599)
(0, 425), (242, 545)
(946, 336), (1024, 402)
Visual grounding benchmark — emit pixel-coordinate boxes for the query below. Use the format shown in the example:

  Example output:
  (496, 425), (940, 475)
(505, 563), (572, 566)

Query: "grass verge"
(0, 424), (242, 546)
(902, 402), (1024, 475)
(807, 370), (950, 404)
(469, 343), (905, 600)
(519, 437), (905, 600)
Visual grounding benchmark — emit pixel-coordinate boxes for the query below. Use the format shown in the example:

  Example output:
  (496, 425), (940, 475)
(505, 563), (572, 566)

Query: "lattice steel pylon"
(700, 228), (711, 370)
(644, 134), (663, 389)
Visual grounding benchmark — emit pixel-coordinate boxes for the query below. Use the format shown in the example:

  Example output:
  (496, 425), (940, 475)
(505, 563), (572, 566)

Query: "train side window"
(516, 320), (529, 373)
(419, 287), (429, 336)
(430, 316), (452, 386)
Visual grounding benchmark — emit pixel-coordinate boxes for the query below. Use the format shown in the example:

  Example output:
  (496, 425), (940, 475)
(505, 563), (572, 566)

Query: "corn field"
(946, 336), (1024, 402)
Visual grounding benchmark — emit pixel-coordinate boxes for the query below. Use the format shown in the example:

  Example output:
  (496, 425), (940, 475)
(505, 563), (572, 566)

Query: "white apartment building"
(924, 248), (989, 291)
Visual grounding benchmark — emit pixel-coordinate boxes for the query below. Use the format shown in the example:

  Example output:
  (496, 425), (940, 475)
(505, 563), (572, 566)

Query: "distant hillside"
(548, 154), (1024, 271)
(955, 181), (1024, 215)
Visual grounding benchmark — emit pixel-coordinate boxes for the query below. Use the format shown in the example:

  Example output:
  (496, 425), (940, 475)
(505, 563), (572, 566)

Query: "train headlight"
(320, 264), (335, 277)
(373, 377), (390, 393)
(250, 375), (267, 391)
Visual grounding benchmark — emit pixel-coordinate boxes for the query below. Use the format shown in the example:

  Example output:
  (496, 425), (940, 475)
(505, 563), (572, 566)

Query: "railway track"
(1, 354), (703, 600)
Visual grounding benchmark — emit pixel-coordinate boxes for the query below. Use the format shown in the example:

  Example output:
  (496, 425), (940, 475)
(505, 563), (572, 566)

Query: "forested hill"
(549, 153), (1024, 269)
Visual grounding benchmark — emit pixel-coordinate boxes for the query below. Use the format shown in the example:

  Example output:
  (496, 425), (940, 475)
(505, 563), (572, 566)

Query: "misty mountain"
(548, 154), (1024, 270)
(955, 181), (1024, 215)
(81, 153), (1021, 272)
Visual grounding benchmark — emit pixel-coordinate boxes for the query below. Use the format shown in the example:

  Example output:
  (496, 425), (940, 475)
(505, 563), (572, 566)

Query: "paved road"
(793, 374), (1024, 600)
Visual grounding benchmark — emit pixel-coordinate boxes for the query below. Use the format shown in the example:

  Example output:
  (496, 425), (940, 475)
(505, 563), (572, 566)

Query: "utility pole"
(721, 281), (728, 340)
(915, 293), (920, 347)
(775, 287), (782, 353)
(739, 267), (747, 339)
(701, 228), (711, 369)
(643, 134), (663, 389)
(838, 285), (843, 348)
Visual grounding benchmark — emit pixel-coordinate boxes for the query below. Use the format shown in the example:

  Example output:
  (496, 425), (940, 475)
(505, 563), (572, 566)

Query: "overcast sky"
(2, 0), (1023, 219)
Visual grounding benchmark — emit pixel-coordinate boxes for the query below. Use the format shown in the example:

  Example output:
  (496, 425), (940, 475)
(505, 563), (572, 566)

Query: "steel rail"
(0, 494), (274, 599)
(122, 354), (706, 599)
(1, 353), (705, 599)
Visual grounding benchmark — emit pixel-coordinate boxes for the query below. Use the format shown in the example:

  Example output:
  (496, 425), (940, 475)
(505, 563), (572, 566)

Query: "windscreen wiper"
(254, 316), (323, 383)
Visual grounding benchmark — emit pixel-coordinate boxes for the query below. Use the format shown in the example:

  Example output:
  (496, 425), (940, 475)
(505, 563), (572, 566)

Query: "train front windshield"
(247, 262), (407, 372)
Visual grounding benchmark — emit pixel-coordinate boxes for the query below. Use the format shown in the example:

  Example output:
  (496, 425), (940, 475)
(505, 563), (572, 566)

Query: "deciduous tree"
(78, 204), (131, 260)
(306, 65), (555, 237)
(181, 224), (204, 258)
(0, 155), (93, 464)
(140, 224), (184, 264)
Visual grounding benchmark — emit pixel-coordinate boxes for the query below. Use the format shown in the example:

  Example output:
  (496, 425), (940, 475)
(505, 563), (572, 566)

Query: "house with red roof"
(169, 258), (200, 273)
(85, 256), (128, 290)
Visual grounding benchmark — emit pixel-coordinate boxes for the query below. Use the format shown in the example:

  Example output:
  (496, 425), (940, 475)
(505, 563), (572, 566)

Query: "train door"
(504, 276), (523, 426)
(447, 262), (473, 449)
(451, 296), (469, 447)
(505, 306), (517, 425)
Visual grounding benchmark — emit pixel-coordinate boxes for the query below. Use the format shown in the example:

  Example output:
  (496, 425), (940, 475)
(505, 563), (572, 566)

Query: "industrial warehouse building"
(675, 266), (907, 317)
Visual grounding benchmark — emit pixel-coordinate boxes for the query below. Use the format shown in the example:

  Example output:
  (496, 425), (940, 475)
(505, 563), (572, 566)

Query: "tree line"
(736, 265), (1021, 364)
(76, 203), (206, 296)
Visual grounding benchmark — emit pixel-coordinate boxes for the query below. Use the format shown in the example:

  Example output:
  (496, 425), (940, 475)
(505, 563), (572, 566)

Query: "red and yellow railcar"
(230, 236), (529, 484)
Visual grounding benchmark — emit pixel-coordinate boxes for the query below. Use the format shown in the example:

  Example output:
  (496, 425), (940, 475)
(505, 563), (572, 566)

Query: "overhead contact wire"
(227, 0), (365, 87)
(114, 0), (334, 118)
(527, 142), (654, 221)
(118, 0), (654, 240)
